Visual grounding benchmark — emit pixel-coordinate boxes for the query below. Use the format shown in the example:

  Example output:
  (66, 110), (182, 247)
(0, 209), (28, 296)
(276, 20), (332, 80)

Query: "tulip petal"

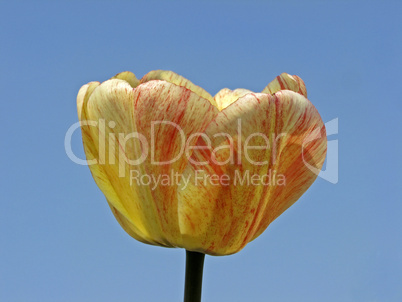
(107, 200), (173, 246)
(262, 73), (307, 97)
(140, 70), (218, 108)
(178, 91), (326, 255)
(130, 80), (219, 246)
(78, 79), (161, 245)
(111, 71), (140, 88)
(77, 82), (100, 121)
(214, 88), (253, 111)
(78, 79), (219, 247)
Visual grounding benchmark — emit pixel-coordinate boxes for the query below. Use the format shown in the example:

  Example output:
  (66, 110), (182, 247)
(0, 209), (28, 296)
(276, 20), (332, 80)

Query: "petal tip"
(111, 71), (140, 88)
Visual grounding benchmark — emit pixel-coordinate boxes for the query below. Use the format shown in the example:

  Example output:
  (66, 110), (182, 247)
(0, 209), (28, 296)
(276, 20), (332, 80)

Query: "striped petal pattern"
(262, 72), (307, 97)
(178, 91), (326, 255)
(77, 70), (327, 256)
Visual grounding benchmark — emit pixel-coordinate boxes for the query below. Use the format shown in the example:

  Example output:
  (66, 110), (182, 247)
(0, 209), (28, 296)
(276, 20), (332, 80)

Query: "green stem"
(184, 250), (205, 302)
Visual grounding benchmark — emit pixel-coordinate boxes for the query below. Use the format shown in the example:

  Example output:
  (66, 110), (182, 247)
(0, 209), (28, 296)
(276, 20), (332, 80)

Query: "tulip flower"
(77, 70), (327, 301)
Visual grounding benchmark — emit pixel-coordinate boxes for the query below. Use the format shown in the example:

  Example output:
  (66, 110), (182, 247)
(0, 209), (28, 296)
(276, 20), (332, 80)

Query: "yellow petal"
(140, 70), (218, 108)
(79, 79), (161, 245)
(111, 71), (140, 88)
(108, 201), (163, 246)
(262, 73), (307, 97)
(214, 88), (253, 111)
(77, 82), (100, 120)
(130, 80), (219, 246)
(178, 91), (326, 255)
(78, 79), (219, 247)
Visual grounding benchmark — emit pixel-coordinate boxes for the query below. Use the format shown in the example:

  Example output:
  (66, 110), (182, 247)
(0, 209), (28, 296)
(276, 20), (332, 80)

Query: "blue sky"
(1, 1), (401, 301)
